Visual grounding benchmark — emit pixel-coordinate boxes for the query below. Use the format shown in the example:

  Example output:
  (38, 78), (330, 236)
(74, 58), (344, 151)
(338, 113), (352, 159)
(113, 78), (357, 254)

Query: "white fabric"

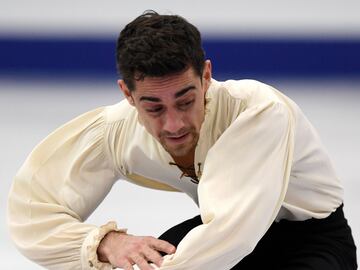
(7, 79), (343, 269)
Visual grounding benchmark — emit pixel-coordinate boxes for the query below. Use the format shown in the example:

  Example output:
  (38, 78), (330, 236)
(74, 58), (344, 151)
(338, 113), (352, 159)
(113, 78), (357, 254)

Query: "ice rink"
(1, 76), (359, 269)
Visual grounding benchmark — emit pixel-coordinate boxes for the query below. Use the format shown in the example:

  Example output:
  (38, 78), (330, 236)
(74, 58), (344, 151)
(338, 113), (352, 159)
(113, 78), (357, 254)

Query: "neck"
(171, 149), (195, 168)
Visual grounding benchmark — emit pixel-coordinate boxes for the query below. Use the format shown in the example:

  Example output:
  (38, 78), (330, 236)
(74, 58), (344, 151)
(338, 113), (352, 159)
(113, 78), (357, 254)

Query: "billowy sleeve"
(160, 101), (295, 269)
(7, 107), (126, 270)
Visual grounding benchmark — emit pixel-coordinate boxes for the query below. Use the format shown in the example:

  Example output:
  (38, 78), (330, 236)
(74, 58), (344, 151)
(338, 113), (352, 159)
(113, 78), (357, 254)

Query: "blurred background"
(1, 1), (359, 268)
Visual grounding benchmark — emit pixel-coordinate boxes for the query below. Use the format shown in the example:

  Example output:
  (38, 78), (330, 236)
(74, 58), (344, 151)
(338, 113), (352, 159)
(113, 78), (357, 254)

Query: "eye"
(146, 106), (164, 114)
(178, 99), (195, 110)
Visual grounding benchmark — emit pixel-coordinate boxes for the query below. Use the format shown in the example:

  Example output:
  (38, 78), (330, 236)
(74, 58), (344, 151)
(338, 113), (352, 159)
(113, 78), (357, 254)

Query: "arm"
(96, 231), (175, 270)
(160, 101), (295, 269)
(7, 107), (122, 269)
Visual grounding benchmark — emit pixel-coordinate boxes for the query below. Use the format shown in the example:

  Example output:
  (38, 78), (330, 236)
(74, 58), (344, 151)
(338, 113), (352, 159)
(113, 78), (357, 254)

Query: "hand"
(97, 231), (176, 270)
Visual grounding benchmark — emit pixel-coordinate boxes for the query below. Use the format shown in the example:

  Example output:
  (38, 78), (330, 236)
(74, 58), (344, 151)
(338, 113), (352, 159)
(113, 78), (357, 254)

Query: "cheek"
(142, 116), (163, 137)
(137, 108), (166, 138)
(188, 104), (205, 129)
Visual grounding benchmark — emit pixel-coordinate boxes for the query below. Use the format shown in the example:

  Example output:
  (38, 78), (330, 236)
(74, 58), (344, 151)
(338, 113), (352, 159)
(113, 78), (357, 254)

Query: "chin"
(166, 141), (197, 157)
(168, 147), (191, 157)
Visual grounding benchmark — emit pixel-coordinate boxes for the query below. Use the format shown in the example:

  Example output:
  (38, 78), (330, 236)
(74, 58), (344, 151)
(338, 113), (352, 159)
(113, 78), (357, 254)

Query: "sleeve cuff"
(81, 221), (127, 270)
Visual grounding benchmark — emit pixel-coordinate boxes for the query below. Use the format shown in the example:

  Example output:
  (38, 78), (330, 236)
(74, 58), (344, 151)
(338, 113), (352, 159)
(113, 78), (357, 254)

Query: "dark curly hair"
(116, 10), (205, 91)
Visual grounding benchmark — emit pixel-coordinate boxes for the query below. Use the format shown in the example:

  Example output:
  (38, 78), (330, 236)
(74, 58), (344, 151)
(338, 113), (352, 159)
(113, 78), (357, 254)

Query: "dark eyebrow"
(139, 96), (161, 102)
(139, 85), (196, 102)
(174, 85), (196, 98)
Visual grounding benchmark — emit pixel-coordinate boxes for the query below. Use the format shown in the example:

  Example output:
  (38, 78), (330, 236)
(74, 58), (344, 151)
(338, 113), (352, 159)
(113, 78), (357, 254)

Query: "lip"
(165, 132), (190, 144)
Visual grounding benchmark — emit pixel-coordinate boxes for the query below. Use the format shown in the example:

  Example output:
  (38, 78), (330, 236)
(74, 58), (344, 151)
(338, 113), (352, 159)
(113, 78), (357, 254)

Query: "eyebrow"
(139, 85), (196, 102)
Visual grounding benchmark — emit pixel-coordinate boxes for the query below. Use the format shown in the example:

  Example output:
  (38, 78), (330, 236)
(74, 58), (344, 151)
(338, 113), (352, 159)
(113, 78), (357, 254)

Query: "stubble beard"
(159, 127), (199, 157)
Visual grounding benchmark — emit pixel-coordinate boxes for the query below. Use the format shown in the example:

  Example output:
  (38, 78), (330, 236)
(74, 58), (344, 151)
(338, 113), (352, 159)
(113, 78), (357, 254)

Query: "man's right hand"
(97, 231), (176, 270)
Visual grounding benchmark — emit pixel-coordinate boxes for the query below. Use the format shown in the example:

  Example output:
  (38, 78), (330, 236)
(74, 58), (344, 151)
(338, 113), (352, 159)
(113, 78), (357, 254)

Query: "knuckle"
(153, 257), (162, 265)
(112, 254), (125, 264)
(133, 242), (142, 250)
(137, 237), (146, 245)
(142, 248), (151, 256)
(144, 249), (162, 266)
(117, 258), (133, 270)
(129, 252), (138, 259)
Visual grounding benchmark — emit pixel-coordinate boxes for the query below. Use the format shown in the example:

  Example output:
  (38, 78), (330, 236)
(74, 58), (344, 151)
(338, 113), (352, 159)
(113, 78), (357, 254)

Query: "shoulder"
(103, 99), (137, 124)
(209, 79), (289, 106)
(210, 79), (303, 122)
(206, 79), (298, 132)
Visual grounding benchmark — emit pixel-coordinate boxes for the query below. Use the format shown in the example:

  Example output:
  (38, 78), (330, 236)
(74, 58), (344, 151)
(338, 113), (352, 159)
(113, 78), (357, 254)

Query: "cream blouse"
(7, 79), (343, 270)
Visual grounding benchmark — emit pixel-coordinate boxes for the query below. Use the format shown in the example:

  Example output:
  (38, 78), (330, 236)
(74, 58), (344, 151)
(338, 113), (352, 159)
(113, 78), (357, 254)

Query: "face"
(119, 61), (212, 159)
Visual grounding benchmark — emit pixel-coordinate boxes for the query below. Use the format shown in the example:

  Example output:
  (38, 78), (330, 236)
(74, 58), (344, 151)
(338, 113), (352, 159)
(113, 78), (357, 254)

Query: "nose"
(163, 109), (185, 133)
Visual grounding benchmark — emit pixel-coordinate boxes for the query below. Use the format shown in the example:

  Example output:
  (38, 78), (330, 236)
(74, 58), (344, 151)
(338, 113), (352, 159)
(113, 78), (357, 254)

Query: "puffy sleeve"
(160, 101), (295, 270)
(7, 107), (126, 270)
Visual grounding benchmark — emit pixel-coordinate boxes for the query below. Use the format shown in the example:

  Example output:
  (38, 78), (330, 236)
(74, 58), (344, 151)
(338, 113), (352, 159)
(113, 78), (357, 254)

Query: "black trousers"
(159, 205), (357, 269)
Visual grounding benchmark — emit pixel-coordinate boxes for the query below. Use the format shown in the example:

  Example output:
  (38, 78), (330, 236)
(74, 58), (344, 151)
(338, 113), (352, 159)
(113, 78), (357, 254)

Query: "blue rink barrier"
(0, 36), (359, 79)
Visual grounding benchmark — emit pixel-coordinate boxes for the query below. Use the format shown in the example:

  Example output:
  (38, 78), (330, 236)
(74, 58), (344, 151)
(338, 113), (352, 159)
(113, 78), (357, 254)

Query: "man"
(7, 11), (357, 270)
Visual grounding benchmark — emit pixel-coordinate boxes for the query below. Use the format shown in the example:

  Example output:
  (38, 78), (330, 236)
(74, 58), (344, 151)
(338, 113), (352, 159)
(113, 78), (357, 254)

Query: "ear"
(118, 79), (135, 106)
(202, 60), (212, 92)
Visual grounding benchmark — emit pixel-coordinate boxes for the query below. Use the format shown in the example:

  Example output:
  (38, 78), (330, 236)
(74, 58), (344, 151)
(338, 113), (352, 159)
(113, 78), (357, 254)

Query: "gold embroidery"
(168, 162), (202, 184)
(126, 173), (180, 192)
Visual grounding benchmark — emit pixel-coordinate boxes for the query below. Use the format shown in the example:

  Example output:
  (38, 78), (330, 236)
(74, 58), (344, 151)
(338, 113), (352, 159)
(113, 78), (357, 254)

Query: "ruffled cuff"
(81, 221), (127, 270)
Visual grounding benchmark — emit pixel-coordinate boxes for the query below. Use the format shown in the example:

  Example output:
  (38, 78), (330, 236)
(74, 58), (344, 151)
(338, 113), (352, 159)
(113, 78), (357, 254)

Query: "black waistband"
(276, 204), (349, 233)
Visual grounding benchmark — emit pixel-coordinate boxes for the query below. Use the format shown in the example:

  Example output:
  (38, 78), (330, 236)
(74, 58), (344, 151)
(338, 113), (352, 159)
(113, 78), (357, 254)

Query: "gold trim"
(126, 173), (180, 192)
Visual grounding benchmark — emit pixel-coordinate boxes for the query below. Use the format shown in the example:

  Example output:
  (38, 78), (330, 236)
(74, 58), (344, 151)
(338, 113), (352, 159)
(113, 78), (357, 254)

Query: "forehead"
(133, 68), (200, 98)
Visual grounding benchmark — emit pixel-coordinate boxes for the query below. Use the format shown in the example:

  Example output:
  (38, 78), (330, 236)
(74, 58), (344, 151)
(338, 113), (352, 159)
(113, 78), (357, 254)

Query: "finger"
(120, 259), (134, 270)
(141, 247), (163, 267)
(148, 237), (176, 254)
(130, 253), (154, 270)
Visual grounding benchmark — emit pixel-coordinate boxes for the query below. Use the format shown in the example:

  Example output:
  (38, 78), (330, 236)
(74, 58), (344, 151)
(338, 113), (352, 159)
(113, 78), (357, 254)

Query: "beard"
(159, 126), (199, 157)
